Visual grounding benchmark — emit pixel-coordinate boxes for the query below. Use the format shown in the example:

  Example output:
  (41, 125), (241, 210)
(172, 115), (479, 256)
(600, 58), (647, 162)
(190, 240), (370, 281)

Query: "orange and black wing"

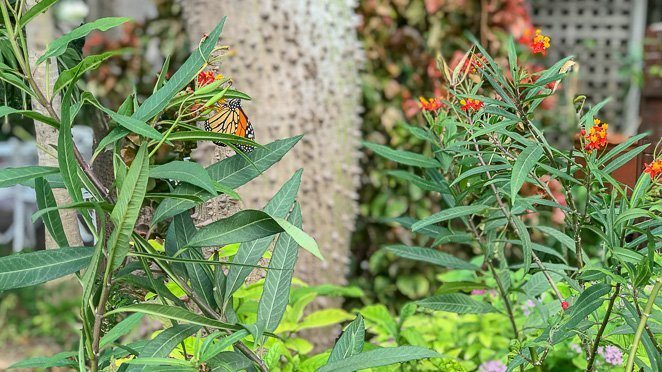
(204, 101), (255, 152)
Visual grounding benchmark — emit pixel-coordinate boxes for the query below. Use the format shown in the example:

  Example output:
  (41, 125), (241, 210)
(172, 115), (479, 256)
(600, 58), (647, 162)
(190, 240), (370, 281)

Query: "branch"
(586, 283), (620, 371)
(626, 280), (661, 372)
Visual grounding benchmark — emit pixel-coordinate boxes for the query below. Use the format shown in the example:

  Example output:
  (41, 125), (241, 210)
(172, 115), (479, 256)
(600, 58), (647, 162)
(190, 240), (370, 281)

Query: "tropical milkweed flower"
(644, 158), (662, 179)
(529, 29), (551, 56)
(521, 299), (536, 316)
(461, 53), (487, 74)
(419, 96), (443, 111)
(196, 71), (223, 87)
(582, 118), (608, 153)
(460, 98), (484, 112)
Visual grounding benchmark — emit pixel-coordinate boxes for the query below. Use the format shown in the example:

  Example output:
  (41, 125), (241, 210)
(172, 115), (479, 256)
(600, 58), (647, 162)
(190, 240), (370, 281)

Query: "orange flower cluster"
(644, 159), (662, 179)
(197, 71), (222, 87)
(461, 53), (487, 74)
(529, 29), (551, 56)
(581, 118), (608, 152)
(460, 98), (484, 112)
(419, 97), (443, 111)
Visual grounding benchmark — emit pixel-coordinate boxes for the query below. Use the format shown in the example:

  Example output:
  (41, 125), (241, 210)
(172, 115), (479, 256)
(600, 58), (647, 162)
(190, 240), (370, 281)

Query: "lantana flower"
(529, 29), (551, 56)
(581, 118), (608, 153)
(419, 96), (443, 111)
(644, 158), (662, 179)
(598, 345), (623, 366)
(460, 98), (484, 112)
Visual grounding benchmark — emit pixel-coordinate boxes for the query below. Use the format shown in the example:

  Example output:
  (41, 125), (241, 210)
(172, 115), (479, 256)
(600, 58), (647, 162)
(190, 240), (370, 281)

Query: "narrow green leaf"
(200, 330), (249, 362)
(363, 142), (440, 168)
(602, 143), (649, 174)
(58, 87), (83, 202)
(0, 247), (93, 290)
(319, 346), (439, 372)
(256, 204), (302, 336)
(54, 49), (129, 94)
(412, 205), (487, 231)
(34, 178), (68, 247)
(132, 18), (225, 122)
(534, 226), (575, 251)
(126, 324), (201, 372)
(511, 217), (532, 272)
(187, 210), (283, 248)
(224, 170), (302, 304)
(105, 304), (245, 332)
(163, 130), (258, 148)
(417, 293), (497, 314)
(152, 135), (302, 224)
(327, 314), (365, 363)
(19, 0), (58, 27)
(37, 17), (130, 64)
(273, 217), (321, 260)
(0, 106), (59, 128)
(0, 166), (59, 188)
(108, 144), (150, 270)
(93, 127), (130, 162)
(8, 351), (77, 369)
(95, 105), (163, 141)
(150, 161), (218, 195)
(385, 245), (478, 270)
(511, 144), (544, 203)
(100, 313), (144, 349)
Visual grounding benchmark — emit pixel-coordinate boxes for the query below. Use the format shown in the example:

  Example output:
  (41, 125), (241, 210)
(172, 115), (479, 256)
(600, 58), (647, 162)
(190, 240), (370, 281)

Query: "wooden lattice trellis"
(531, 0), (647, 135)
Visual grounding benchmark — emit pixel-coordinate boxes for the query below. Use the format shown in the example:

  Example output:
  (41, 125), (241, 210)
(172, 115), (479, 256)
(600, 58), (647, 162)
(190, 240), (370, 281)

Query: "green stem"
(586, 283), (620, 371)
(625, 280), (661, 372)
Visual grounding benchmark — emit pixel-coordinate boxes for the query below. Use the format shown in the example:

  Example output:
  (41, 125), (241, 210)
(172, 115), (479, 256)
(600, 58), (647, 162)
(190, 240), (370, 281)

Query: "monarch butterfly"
(204, 98), (255, 152)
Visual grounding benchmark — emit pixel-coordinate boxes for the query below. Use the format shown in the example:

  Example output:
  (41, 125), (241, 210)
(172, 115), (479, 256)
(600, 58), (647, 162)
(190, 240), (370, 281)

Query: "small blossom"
(478, 360), (506, 372)
(461, 53), (487, 74)
(419, 96), (443, 111)
(569, 343), (582, 353)
(521, 299), (536, 316)
(196, 71), (222, 87)
(561, 301), (570, 311)
(460, 98), (484, 112)
(471, 289), (486, 295)
(644, 158), (662, 179)
(598, 345), (623, 366)
(529, 29), (551, 56)
(583, 118), (608, 153)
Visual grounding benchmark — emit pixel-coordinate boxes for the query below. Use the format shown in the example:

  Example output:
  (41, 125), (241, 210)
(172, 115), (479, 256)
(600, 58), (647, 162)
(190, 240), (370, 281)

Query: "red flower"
(529, 29), (551, 56)
(644, 159), (662, 179)
(583, 118), (608, 153)
(561, 301), (569, 311)
(460, 98), (484, 112)
(419, 96), (443, 111)
(196, 71), (216, 87)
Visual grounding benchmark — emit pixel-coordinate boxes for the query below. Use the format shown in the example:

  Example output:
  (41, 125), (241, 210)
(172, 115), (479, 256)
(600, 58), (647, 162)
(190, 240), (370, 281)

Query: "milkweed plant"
(366, 30), (661, 371)
(0, 4), (445, 371)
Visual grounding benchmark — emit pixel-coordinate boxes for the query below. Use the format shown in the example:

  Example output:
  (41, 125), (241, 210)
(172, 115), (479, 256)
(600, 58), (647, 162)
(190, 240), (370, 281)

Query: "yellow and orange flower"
(460, 98), (484, 112)
(529, 29), (551, 56)
(644, 158), (662, 179)
(419, 96), (443, 111)
(196, 71), (223, 87)
(581, 118), (608, 153)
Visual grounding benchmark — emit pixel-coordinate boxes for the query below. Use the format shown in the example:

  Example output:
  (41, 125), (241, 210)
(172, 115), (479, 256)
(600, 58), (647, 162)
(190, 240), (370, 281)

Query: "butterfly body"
(204, 98), (255, 152)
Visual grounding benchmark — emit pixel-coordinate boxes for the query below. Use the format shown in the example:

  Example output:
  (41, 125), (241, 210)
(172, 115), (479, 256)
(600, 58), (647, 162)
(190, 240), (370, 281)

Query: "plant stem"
(625, 280), (661, 372)
(586, 283), (620, 371)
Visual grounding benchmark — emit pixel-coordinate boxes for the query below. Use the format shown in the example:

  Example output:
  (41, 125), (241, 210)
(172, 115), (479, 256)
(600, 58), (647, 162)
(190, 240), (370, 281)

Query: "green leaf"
(100, 313), (144, 349)
(58, 87), (83, 202)
(385, 245), (478, 270)
(9, 351), (77, 369)
(187, 210), (283, 248)
(598, 132), (649, 166)
(273, 217), (322, 260)
(318, 346), (439, 372)
(450, 164), (510, 187)
(511, 217), (532, 272)
(521, 272), (562, 297)
(507, 36), (518, 78)
(412, 205), (486, 231)
(417, 293), (497, 314)
(19, 0), (58, 26)
(207, 351), (252, 371)
(363, 142), (440, 168)
(105, 304), (245, 332)
(0, 69), (36, 97)
(0, 247), (93, 290)
(200, 330), (249, 362)
(0, 106), (59, 128)
(327, 314), (365, 363)
(108, 144), (150, 270)
(533, 225), (575, 251)
(54, 49), (129, 94)
(132, 18), (225, 122)
(37, 17), (130, 64)
(94, 104), (163, 141)
(0, 166), (59, 188)
(510, 144), (543, 203)
(150, 161), (218, 195)
(163, 130), (258, 148)
(126, 324), (201, 372)
(152, 135), (302, 224)
(602, 143), (649, 174)
(256, 204), (302, 336)
(34, 177), (68, 247)
(92, 127), (129, 162)
(562, 283), (611, 331)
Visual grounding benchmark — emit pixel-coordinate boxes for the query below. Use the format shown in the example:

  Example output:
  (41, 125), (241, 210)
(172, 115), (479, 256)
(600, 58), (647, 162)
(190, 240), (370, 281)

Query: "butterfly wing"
(204, 101), (255, 152)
